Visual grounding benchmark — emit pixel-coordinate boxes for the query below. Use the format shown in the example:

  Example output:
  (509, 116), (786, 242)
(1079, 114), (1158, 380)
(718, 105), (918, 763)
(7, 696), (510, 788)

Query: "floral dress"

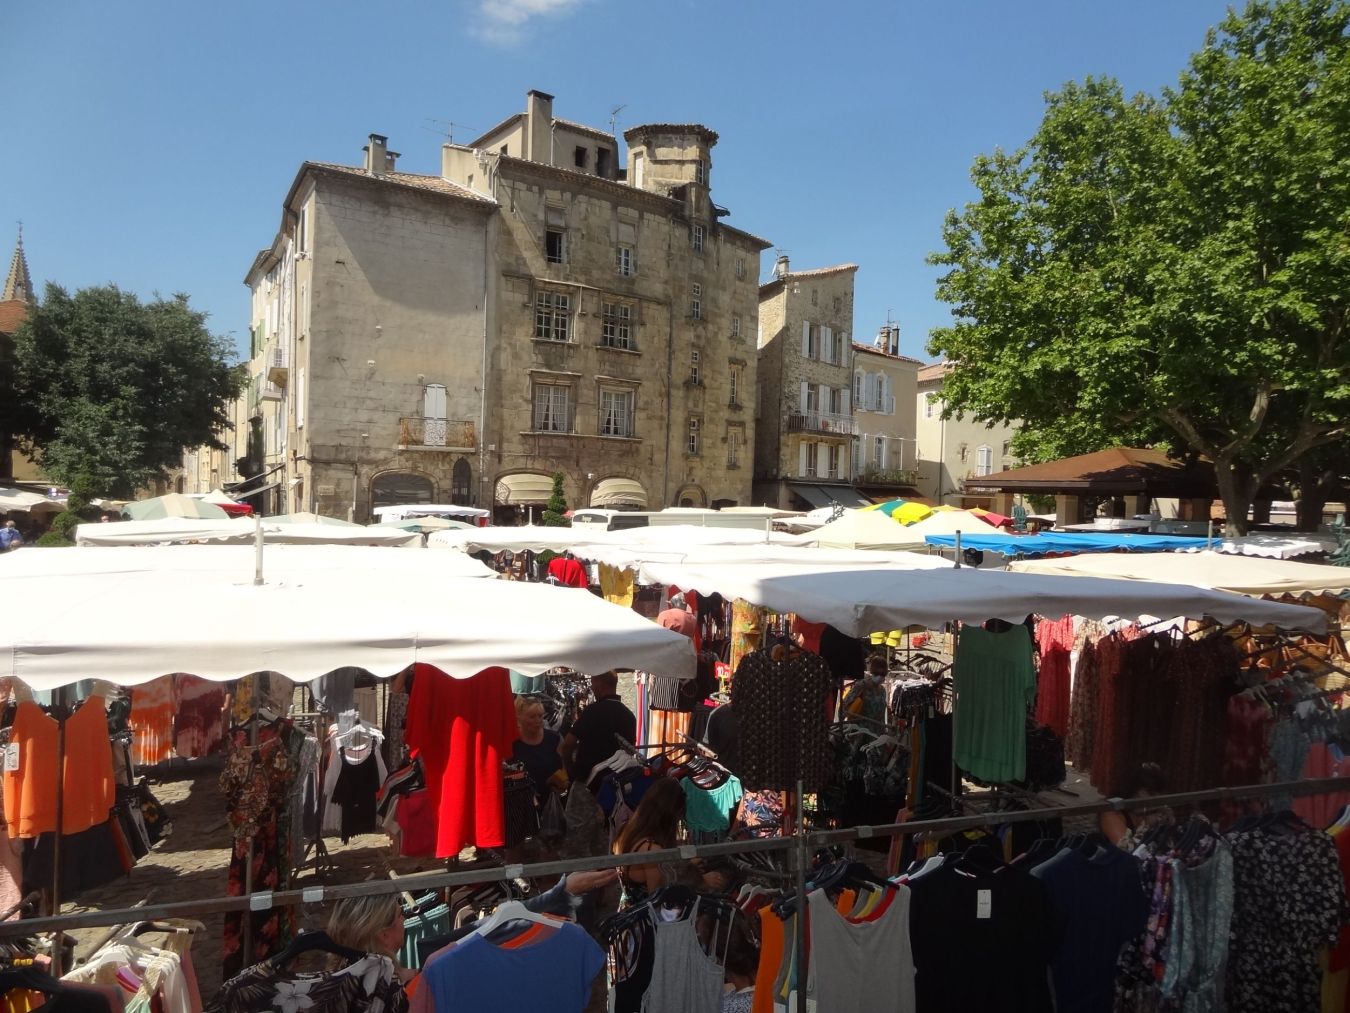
(207, 952), (407, 1013)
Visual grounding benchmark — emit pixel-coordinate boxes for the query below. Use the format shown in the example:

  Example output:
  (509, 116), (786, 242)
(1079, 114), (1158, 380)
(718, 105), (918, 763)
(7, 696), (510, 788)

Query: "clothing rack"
(7, 773), (1345, 940)
(289, 712), (333, 878)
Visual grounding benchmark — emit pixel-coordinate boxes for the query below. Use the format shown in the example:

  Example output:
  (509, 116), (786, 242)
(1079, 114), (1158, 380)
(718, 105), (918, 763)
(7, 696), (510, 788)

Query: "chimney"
(889, 326), (900, 356)
(773, 254), (790, 280)
(364, 134), (389, 176)
(525, 89), (554, 164)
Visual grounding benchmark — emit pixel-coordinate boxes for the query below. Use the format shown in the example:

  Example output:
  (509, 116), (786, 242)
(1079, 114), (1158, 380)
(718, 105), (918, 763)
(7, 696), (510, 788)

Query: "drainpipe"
(662, 298), (675, 506)
(478, 211), (491, 511)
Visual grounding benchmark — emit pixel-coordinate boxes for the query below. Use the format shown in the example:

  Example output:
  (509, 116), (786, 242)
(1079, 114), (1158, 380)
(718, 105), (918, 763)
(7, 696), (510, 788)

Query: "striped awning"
(495, 473), (555, 505)
(590, 478), (647, 508)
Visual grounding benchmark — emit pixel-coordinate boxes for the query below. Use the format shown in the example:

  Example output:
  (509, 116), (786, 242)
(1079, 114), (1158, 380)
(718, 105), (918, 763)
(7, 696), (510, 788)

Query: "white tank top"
(806, 885), (916, 1012)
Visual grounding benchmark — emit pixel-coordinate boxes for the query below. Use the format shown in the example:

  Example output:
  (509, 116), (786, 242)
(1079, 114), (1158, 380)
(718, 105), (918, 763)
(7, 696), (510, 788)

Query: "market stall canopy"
(589, 478), (647, 509)
(1008, 551), (1350, 597)
(0, 545), (695, 688)
(1200, 534), (1340, 560)
(0, 489), (63, 515)
(267, 512), (361, 527)
(377, 517), (476, 533)
(125, 493), (229, 521)
(428, 523), (799, 555)
(371, 504), (491, 521)
(898, 510), (1003, 543)
(581, 542), (957, 574)
(637, 561), (1328, 635)
(923, 531), (1203, 557)
(494, 474), (555, 505)
(75, 517), (420, 547)
(194, 489), (253, 516)
(797, 509), (935, 550)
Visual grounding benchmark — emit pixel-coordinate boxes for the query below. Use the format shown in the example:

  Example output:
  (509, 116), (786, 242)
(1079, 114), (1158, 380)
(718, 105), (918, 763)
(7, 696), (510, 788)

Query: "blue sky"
(2, 0), (1238, 363)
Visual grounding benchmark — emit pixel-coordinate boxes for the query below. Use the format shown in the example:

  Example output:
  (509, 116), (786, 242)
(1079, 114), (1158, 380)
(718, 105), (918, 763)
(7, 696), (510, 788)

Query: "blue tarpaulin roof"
(923, 531), (1205, 557)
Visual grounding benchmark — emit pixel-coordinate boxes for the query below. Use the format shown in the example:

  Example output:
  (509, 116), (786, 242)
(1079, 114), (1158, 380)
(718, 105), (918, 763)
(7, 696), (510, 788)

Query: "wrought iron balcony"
(786, 411), (857, 436)
(267, 344), (289, 385)
(398, 417), (476, 450)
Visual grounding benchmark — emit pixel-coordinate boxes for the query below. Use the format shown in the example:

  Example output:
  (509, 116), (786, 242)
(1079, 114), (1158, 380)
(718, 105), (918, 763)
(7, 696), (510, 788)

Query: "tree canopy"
(928, 0), (1350, 533)
(8, 284), (243, 498)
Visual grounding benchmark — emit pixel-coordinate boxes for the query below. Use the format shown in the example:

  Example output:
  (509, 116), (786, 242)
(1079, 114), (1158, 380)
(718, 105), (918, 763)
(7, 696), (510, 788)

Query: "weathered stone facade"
(852, 329), (921, 495)
(753, 261), (860, 509)
(193, 93), (770, 520)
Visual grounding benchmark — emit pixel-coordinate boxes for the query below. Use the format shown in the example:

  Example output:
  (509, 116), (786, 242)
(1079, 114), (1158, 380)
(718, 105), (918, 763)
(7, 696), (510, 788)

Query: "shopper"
(612, 777), (686, 902)
(561, 671), (636, 789)
(511, 696), (566, 799)
(0, 520), (23, 551)
(1099, 762), (1170, 845)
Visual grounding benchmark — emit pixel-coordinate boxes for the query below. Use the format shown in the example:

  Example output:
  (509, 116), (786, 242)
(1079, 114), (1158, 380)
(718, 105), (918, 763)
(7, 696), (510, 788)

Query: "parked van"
(569, 508), (650, 531)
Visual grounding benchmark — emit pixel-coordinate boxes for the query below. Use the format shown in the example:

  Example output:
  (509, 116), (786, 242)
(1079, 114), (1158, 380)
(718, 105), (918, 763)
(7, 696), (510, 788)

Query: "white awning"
(590, 478), (647, 508)
(495, 473), (555, 505)
(0, 489), (64, 515)
(1009, 551), (1350, 597)
(0, 545), (695, 688)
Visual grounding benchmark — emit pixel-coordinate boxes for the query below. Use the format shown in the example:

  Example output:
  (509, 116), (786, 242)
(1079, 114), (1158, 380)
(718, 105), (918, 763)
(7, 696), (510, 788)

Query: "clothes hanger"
(270, 930), (367, 967)
(469, 900), (564, 940)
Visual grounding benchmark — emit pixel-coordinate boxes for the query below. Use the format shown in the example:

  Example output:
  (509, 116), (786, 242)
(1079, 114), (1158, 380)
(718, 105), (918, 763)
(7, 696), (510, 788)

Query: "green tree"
(8, 284), (243, 498)
(929, 0), (1350, 534)
(541, 471), (571, 527)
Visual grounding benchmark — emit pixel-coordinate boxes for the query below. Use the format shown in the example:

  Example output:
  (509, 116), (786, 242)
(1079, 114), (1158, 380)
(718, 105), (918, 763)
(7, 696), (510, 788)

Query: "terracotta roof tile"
(853, 342), (923, 364)
(917, 362), (950, 383)
(308, 163), (496, 204)
(0, 300), (28, 335)
(971, 447), (1215, 496)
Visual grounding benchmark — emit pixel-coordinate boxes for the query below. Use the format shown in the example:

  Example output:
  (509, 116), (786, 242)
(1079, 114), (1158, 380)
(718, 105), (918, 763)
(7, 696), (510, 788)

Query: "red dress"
(1033, 614), (1075, 737)
(404, 663), (517, 856)
(546, 557), (589, 588)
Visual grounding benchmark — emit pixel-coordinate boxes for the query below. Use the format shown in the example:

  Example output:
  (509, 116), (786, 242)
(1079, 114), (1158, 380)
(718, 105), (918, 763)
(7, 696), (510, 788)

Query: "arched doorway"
(371, 471), (434, 513)
(451, 459), (473, 505)
(675, 484), (706, 508)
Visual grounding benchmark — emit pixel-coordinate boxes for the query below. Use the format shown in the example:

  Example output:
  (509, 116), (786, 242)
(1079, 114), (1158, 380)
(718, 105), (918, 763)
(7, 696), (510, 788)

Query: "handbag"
(539, 789), (566, 844)
(134, 778), (170, 844)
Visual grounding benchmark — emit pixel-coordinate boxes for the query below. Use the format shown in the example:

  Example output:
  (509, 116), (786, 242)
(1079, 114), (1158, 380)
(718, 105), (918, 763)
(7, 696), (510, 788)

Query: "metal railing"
(787, 411), (857, 436)
(398, 417), (476, 449)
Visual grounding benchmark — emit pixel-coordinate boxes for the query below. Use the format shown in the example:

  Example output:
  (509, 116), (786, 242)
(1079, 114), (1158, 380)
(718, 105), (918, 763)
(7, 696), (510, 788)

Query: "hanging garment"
(1030, 846), (1148, 1013)
(681, 774), (744, 835)
(219, 725), (302, 978)
(952, 625), (1036, 783)
(331, 749), (382, 843)
(599, 564), (636, 607)
(1033, 614), (1074, 737)
(173, 675), (227, 759)
(208, 952), (406, 1013)
(730, 649), (833, 791)
(728, 600), (765, 673)
(806, 885), (915, 1012)
(129, 677), (176, 766)
(4, 696), (116, 838)
(419, 921), (604, 1013)
(641, 900), (727, 1013)
(404, 664), (516, 857)
(1064, 630), (1099, 769)
(1225, 822), (1346, 1013)
(908, 862), (1055, 1013)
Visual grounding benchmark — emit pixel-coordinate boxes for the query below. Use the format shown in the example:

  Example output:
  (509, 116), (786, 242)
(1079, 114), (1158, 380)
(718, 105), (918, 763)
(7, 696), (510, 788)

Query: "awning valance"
(788, 483), (871, 510)
(495, 473), (554, 505)
(591, 478), (647, 508)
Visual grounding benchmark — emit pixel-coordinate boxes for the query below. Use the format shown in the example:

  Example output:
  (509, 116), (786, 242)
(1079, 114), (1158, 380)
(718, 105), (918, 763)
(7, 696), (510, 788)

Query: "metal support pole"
(793, 778), (807, 1013)
(953, 530), (962, 568)
(240, 672), (259, 965)
(254, 514), (264, 585)
(50, 686), (66, 975)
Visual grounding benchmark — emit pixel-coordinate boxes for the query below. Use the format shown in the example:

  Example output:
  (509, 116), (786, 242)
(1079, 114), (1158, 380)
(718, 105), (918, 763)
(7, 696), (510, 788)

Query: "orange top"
(3, 697), (116, 838)
(752, 905), (786, 1013)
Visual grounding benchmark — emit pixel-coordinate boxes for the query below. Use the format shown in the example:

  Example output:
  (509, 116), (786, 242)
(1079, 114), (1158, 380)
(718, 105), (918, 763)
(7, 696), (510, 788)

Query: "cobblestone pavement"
(60, 765), (449, 1001)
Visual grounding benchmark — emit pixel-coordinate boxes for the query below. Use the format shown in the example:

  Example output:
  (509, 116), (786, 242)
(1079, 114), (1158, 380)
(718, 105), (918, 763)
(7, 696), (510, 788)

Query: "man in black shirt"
(561, 670), (636, 790)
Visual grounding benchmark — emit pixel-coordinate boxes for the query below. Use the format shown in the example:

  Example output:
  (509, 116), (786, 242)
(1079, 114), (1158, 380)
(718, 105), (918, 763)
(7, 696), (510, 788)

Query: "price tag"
(3, 743), (18, 773)
(249, 891), (274, 911)
(976, 889), (992, 920)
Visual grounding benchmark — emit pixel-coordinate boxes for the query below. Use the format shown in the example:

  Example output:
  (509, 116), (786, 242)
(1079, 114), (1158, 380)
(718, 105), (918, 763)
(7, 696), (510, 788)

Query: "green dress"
(952, 624), (1036, 782)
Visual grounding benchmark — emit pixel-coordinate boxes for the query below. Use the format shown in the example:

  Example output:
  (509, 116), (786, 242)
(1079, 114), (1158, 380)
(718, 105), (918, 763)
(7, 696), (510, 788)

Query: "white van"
(569, 509), (650, 531)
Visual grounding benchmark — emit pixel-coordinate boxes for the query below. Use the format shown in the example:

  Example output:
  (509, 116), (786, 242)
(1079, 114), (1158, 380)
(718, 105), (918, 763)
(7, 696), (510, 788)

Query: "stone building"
(851, 326), (921, 500)
(914, 360), (1019, 508)
(197, 91), (770, 520)
(752, 258), (869, 510)
(0, 229), (48, 485)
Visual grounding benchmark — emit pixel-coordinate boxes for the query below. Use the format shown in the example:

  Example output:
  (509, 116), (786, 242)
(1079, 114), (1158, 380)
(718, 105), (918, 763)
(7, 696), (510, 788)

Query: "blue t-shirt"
(0, 528), (21, 549)
(421, 920), (604, 1013)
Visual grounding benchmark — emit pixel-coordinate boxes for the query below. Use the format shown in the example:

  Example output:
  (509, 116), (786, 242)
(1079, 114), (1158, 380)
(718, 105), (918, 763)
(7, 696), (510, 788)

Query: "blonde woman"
(328, 894), (416, 983)
(511, 696), (567, 799)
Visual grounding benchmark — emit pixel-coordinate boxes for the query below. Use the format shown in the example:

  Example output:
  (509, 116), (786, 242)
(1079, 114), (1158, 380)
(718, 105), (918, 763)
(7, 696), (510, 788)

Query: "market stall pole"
(49, 685), (66, 976)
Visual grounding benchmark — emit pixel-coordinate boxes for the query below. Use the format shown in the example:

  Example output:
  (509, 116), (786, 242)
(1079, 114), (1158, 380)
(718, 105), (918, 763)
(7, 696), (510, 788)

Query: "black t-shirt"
(909, 861), (1058, 1012)
(569, 695), (636, 785)
(512, 730), (563, 796)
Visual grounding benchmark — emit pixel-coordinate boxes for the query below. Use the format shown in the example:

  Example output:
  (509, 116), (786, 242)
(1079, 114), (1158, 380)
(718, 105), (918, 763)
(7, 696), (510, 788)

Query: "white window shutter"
(799, 380), (809, 412)
(424, 383), (447, 419)
(801, 321), (811, 357)
(799, 442), (810, 476)
(816, 442), (828, 475)
(821, 326), (833, 363)
(840, 389), (850, 416)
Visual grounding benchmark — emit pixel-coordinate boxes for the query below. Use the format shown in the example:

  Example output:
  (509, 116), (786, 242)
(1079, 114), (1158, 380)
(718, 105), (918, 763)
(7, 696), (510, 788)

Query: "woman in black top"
(511, 696), (567, 798)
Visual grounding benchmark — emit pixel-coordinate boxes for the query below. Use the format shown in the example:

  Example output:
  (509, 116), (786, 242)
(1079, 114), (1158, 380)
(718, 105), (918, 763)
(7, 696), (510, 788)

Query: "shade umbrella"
(968, 508), (1013, 527)
(125, 493), (229, 521)
(196, 489), (253, 517)
(864, 498), (934, 524)
(271, 512), (363, 527)
(0, 489), (64, 516)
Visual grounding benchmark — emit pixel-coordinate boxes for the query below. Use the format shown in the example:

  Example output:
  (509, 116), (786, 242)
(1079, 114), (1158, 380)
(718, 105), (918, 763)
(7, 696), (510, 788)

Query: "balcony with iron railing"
(398, 417), (476, 450)
(267, 343), (289, 385)
(855, 466), (921, 488)
(786, 411), (857, 437)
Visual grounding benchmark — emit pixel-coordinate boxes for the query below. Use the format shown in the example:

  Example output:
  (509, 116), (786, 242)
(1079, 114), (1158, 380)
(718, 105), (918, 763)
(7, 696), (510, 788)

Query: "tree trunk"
(1296, 459), (1330, 532)
(1213, 458), (1253, 537)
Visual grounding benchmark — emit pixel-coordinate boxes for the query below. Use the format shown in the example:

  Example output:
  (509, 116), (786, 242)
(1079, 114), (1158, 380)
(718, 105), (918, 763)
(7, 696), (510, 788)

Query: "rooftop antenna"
(608, 104), (627, 135)
(423, 118), (467, 143)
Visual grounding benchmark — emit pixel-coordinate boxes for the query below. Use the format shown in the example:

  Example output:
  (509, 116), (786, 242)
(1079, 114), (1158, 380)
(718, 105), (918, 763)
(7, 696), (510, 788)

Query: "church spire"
(3, 225), (34, 304)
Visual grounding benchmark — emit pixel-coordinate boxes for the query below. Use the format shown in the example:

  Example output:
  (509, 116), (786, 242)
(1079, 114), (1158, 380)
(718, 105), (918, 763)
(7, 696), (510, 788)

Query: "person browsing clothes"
(561, 670), (636, 790)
